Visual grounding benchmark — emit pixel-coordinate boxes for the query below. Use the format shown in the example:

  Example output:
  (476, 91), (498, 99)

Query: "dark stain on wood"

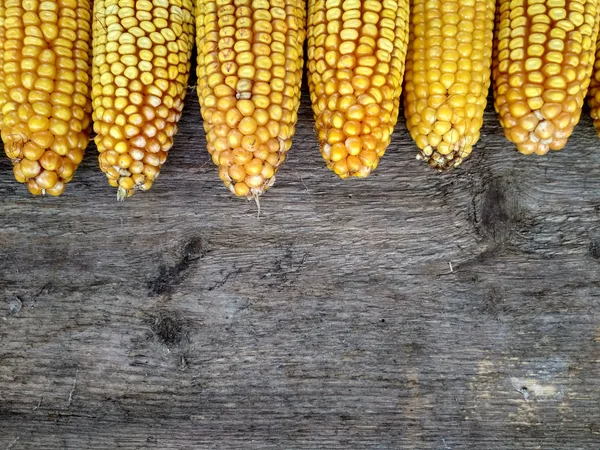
(589, 239), (600, 260)
(147, 314), (188, 348)
(147, 236), (208, 296)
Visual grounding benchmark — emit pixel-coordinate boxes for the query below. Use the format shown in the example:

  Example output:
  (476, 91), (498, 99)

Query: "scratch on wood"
(511, 382), (530, 401)
(67, 369), (78, 407)
(295, 170), (312, 198)
(207, 267), (242, 291)
(6, 437), (19, 450)
(32, 396), (42, 411)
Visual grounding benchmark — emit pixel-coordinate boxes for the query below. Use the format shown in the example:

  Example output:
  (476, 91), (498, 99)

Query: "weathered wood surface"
(1, 78), (600, 449)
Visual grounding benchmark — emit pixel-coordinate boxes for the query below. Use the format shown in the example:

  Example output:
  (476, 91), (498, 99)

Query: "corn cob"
(307, 0), (409, 178)
(0, 0), (7, 128)
(0, 0), (92, 196)
(196, 0), (305, 198)
(404, 0), (494, 170)
(92, 0), (195, 200)
(493, 0), (599, 155)
(588, 28), (600, 133)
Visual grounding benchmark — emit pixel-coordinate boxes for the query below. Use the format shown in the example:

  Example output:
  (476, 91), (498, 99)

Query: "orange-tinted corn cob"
(92, 0), (195, 200)
(196, 0), (306, 198)
(493, 0), (599, 155)
(0, 0), (92, 196)
(307, 0), (409, 178)
(588, 29), (600, 133)
(404, 0), (494, 170)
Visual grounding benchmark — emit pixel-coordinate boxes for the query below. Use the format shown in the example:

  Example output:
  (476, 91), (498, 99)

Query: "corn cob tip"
(211, 134), (288, 199)
(227, 175), (276, 200)
(417, 142), (468, 171)
(320, 142), (376, 179)
(117, 186), (129, 202)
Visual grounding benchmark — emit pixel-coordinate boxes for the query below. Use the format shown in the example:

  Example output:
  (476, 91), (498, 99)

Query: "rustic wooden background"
(1, 67), (600, 449)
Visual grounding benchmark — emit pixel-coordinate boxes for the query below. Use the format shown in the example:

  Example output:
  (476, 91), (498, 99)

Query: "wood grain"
(1, 77), (599, 449)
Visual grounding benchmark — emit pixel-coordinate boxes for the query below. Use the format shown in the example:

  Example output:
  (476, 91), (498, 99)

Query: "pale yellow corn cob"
(92, 0), (195, 200)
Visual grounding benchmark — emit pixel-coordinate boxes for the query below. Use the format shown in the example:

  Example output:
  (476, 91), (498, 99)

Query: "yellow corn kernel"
(196, 0), (306, 198)
(92, 0), (195, 200)
(495, 0), (599, 155)
(307, 0), (409, 178)
(0, 0), (92, 196)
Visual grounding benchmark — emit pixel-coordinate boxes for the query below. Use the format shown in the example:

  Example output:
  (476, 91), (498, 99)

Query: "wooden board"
(1, 80), (600, 449)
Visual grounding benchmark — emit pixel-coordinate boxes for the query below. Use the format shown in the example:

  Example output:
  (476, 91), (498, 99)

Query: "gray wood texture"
(1, 78), (600, 449)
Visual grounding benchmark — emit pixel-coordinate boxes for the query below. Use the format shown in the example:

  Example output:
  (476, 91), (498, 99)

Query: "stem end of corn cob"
(416, 142), (470, 172)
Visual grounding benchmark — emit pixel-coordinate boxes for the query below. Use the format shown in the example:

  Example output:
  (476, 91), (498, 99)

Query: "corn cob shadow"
(0, 0), (92, 196)
(196, 0), (306, 199)
(91, 0), (195, 200)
